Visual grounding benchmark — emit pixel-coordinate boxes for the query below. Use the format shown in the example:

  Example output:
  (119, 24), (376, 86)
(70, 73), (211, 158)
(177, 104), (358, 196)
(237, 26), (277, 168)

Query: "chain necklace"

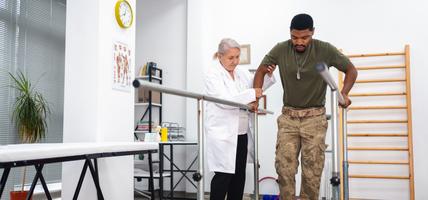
(292, 43), (312, 80)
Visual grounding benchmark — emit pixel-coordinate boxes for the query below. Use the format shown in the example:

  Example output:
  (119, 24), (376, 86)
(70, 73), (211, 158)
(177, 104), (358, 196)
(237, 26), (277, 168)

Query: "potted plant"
(8, 70), (50, 200)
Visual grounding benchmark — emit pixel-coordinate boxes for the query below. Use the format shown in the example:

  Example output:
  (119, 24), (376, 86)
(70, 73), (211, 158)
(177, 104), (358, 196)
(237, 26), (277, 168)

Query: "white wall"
(135, 0), (187, 126)
(62, 0), (136, 199)
(135, 0), (188, 192)
(187, 0), (428, 199)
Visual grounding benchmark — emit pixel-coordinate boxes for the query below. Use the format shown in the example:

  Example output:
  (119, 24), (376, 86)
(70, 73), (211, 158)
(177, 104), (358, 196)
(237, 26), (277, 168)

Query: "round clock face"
(115, 0), (133, 28)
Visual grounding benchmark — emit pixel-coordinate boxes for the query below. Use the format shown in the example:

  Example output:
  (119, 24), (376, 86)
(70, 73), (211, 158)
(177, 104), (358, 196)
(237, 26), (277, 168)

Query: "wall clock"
(115, 0), (133, 29)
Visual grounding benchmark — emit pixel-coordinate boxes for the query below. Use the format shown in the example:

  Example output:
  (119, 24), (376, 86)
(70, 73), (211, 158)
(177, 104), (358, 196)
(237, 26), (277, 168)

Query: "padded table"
(0, 142), (158, 200)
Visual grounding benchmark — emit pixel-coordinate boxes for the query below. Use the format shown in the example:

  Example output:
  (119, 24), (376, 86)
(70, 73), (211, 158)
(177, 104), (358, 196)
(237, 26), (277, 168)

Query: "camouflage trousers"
(275, 106), (328, 200)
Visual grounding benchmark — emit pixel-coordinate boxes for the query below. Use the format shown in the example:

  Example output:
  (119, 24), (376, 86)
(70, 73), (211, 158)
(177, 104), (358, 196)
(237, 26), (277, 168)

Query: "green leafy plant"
(9, 71), (50, 143)
(9, 70), (50, 194)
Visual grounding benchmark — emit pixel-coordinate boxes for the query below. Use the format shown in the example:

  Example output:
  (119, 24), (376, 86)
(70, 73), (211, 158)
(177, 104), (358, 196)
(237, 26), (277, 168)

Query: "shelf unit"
(135, 62), (163, 140)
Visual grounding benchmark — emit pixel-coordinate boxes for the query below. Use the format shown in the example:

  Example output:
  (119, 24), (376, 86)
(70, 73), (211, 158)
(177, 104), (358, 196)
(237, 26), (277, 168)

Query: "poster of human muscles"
(113, 41), (132, 92)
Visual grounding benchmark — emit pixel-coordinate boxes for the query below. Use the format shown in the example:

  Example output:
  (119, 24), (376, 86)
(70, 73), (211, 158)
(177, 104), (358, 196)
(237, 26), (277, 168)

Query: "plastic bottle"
(160, 127), (168, 142)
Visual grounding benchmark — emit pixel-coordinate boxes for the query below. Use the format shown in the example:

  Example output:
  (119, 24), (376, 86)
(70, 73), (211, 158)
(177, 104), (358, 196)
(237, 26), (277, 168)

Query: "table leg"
(87, 158), (104, 200)
(0, 167), (11, 199)
(170, 145), (174, 200)
(148, 152), (155, 199)
(34, 164), (52, 200)
(159, 144), (164, 200)
(73, 160), (89, 200)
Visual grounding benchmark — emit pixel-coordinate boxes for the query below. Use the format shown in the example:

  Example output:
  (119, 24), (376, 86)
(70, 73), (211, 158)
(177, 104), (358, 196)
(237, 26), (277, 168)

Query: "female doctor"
(204, 38), (276, 200)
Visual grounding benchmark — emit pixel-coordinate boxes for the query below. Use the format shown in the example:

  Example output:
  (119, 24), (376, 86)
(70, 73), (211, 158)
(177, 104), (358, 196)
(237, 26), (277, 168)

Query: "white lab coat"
(204, 61), (276, 173)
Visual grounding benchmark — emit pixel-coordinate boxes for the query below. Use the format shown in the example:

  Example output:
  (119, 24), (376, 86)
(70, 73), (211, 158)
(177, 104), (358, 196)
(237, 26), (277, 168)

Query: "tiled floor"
(134, 192), (254, 200)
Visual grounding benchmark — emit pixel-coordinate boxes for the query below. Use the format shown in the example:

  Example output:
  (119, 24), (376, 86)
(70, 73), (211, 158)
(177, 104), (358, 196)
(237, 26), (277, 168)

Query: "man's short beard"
(294, 45), (306, 53)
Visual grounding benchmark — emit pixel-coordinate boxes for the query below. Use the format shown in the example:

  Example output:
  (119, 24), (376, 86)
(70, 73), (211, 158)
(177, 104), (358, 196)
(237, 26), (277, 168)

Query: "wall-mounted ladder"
(339, 45), (415, 200)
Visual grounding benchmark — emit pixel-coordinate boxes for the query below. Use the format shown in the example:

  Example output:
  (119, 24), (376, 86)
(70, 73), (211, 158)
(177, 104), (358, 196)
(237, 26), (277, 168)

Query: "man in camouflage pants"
(253, 14), (357, 200)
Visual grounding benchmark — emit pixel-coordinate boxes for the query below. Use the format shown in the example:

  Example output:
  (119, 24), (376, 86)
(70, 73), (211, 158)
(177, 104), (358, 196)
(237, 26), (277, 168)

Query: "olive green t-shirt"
(261, 39), (352, 108)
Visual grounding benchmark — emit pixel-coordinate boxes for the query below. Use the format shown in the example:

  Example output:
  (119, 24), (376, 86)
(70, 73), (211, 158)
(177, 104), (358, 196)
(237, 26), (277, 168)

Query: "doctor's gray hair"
(213, 38), (240, 59)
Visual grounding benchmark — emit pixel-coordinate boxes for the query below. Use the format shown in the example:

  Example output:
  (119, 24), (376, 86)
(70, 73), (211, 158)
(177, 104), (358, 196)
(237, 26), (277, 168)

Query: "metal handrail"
(317, 66), (349, 200)
(133, 79), (274, 200)
(133, 80), (274, 115)
(342, 109), (349, 200)
(330, 90), (341, 199)
(134, 79), (202, 99)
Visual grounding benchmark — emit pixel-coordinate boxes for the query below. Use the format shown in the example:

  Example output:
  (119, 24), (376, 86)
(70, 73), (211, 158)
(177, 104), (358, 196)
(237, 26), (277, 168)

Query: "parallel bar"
(204, 96), (274, 114)
(133, 79), (275, 200)
(331, 90), (341, 200)
(347, 133), (408, 137)
(356, 65), (405, 70)
(349, 160), (409, 165)
(349, 92), (406, 97)
(197, 99), (205, 200)
(322, 65), (342, 200)
(133, 80), (274, 114)
(347, 147), (408, 151)
(253, 112), (260, 200)
(134, 79), (202, 99)
(347, 120), (407, 124)
(355, 78), (406, 83)
(342, 109), (349, 200)
(349, 175), (409, 179)
(338, 71), (345, 200)
(348, 106), (406, 110)
(347, 52), (405, 58)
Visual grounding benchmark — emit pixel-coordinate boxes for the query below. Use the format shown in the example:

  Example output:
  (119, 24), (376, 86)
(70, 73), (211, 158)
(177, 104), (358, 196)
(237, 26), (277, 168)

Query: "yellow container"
(160, 127), (168, 142)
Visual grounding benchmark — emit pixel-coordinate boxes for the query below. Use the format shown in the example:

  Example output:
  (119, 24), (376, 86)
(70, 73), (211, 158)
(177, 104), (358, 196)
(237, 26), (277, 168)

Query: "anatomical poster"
(113, 41), (132, 92)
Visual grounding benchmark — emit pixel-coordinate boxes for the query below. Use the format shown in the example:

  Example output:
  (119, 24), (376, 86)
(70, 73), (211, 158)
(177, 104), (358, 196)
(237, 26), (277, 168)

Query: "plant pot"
(10, 191), (32, 200)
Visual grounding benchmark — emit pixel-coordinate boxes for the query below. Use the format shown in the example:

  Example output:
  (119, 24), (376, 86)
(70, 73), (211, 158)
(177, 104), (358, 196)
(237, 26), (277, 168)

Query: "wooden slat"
(356, 78), (406, 83)
(349, 174), (409, 179)
(347, 119), (407, 124)
(356, 65), (405, 70)
(347, 52), (405, 58)
(348, 147), (408, 151)
(405, 44), (415, 200)
(347, 133), (408, 137)
(344, 46), (414, 200)
(349, 160), (409, 165)
(348, 105), (406, 110)
(349, 92), (406, 97)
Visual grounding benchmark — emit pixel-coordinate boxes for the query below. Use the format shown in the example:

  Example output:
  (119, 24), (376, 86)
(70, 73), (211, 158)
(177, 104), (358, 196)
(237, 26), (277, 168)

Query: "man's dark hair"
(290, 13), (314, 31)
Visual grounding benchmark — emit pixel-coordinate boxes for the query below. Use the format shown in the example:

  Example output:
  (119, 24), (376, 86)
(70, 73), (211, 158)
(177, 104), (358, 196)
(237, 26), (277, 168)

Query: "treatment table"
(0, 142), (158, 200)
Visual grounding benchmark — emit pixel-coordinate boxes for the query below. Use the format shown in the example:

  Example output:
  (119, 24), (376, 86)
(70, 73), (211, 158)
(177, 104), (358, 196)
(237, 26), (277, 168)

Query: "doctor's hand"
(266, 64), (277, 77)
(254, 88), (263, 99)
(249, 101), (258, 112)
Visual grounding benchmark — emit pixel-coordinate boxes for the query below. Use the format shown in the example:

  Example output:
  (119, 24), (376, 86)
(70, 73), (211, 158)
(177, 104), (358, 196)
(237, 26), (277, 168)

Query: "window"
(0, 0), (65, 198)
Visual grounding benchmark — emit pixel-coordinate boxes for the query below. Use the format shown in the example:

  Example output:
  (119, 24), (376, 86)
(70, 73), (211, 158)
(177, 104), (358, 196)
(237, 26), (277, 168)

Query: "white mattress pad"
(0, 142), (158, 163)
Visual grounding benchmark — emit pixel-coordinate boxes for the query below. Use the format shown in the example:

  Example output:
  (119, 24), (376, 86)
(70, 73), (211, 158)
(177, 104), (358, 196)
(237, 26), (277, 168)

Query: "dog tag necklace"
(293, 44), (312, 80)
